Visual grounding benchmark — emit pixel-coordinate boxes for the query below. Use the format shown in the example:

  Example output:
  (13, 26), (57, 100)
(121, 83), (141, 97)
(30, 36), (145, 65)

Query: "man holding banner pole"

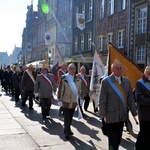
(57, 63), (83, 140)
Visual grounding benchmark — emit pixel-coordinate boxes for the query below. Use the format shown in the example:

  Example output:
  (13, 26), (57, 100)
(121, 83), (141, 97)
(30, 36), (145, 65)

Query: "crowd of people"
(0, 60), (150, 150)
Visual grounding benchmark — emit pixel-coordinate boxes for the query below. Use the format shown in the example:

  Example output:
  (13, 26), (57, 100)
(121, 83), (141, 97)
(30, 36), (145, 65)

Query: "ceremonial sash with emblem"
(77, 73), (87, 87)
(65, 73), (83, 119)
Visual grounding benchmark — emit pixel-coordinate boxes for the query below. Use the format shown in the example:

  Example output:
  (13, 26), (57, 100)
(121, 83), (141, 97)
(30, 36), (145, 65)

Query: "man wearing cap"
(57, 62), (68, 116)
(34, 64), (56, 119)
(135, 66), (150, 149)
(99, 59), (137, 150)
(21, 64), (37, 110)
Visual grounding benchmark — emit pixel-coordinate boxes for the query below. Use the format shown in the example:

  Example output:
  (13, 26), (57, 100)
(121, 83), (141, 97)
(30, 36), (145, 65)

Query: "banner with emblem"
(76, 13), (85, 30)
(90, 50), (105, 109)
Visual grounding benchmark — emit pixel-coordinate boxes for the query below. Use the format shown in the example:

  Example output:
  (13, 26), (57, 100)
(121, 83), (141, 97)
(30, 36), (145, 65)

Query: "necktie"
(117, 77), (121, 85)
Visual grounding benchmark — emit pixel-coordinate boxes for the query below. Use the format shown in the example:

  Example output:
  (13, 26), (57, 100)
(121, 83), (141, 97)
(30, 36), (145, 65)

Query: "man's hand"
(58, 101), (62, 107)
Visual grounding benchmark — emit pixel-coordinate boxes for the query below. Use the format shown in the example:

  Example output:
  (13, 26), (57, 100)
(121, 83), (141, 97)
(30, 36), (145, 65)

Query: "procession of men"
(0, 60), (149, 150)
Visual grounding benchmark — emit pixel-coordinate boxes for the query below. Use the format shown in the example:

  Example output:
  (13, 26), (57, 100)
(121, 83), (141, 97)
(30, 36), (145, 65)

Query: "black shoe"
(29, 107), (34, 110)
(69, 131), (74, 135)
(65, 135), (69, 140)
(43, 116), (46, 119)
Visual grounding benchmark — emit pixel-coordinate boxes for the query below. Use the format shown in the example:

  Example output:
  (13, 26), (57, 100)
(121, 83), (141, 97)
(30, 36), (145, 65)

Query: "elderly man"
(99, 59), (137, 150)
(57, 63), (82, 139)
(21, 64), (37, 110)
(34, 64), (56, 119)
(135, 66), (150, 150)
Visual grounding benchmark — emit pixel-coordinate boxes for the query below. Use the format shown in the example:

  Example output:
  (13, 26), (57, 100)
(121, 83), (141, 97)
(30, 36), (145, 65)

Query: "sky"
(0, 0), (38, 55)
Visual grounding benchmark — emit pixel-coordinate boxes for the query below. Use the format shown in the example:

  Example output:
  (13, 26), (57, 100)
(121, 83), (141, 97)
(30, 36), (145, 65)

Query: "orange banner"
(108, 45), (143, 90)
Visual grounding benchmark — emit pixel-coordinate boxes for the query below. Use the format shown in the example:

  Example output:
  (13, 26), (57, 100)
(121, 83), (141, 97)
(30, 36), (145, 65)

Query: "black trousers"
(40, 98), (52, 117)
(14, 87), (20, 101)
(63, 107), (75, 136)
(135, 121), (150, 150)
(23, 90), (34, 108)
(84, 94), (90, 111)
(107, 122), (124, 150)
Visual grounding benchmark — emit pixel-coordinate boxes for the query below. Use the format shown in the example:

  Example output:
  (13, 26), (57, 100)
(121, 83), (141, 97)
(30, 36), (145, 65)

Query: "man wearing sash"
(99, 59), (137, 150)
(77, 66), (90, 115)
(135, 66), (150, 150)
(57, 63), (82, 139)
(57, 62), (67, 116)
(21, 64), (37, 110)
(34, 64), (56, 119)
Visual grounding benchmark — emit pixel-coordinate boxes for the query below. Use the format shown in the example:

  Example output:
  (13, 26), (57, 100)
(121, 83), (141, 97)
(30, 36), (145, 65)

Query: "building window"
(88, 0), (93, 21)
(108, 0), (114, 15)
(108, 32), (113, 43)
(118, 30), (124, 48)
(80, 34), (84, 51)
(74, 36), (78, 52)
(81, 3), (85, 14)
(68, 20), (71, 36)
(100, 0), (104, 19)
(87, 32), (92, 50)
(99, 36), (103, 51)
(118, 0), (126, 12)
(136, 45), (145, 61)
(69, 0), (72, 11)
(137, 7), (147, 34)
(75, 7), (79, 26)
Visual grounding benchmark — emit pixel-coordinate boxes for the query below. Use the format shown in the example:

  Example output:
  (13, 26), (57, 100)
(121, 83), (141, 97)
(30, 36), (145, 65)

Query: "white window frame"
(88, 0), (93, 21)
(80, 34), (84, 51)
(74, 36), (78, 52)
(81, 3), (85, 14)
(108, 0), (114, 15)
(87, 32), (92, 50)
(118, 30), (124, 48)
(137, 7), (147, 34)
(120, 0), (126, 10)
(99, 35), (103, 51)
(75, 7), (79, 26)
(100, 0), (104, 19)
(107, 32), (113, 43)
(136, 45), (146, 61)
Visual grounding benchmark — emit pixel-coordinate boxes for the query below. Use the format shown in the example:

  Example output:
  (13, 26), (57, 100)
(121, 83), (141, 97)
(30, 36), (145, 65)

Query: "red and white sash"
(40, 74), (53, 88)
(77, 73), (87, 86)
(59, 69), (66, 75)
(40, 73), (54, 101)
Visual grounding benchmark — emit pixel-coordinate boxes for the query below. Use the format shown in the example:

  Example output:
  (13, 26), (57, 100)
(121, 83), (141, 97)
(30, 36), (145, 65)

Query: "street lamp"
(48, 49), (52, 67)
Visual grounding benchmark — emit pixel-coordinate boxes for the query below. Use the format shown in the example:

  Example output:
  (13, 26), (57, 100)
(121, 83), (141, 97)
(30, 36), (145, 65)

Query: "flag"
(51, 46), (64, 84)
(108, 43), (143, 90)
(76, 13), (85, 30)
(90, 50), (105, 109)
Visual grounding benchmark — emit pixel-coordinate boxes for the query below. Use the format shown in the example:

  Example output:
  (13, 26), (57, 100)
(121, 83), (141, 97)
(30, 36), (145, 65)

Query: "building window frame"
(87, 32), (92, 50)
(98, 35), (103, 51)
(137, 7), (147, 34)
(80, 34), (84, 51)
(88, 0), (93, 21)
(100, 0), (104, 19)
(108, 0), (114, 16)
(74, 36), (78, 52)
(136, 45), (146, 61)
(117, 30), (124, 48)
